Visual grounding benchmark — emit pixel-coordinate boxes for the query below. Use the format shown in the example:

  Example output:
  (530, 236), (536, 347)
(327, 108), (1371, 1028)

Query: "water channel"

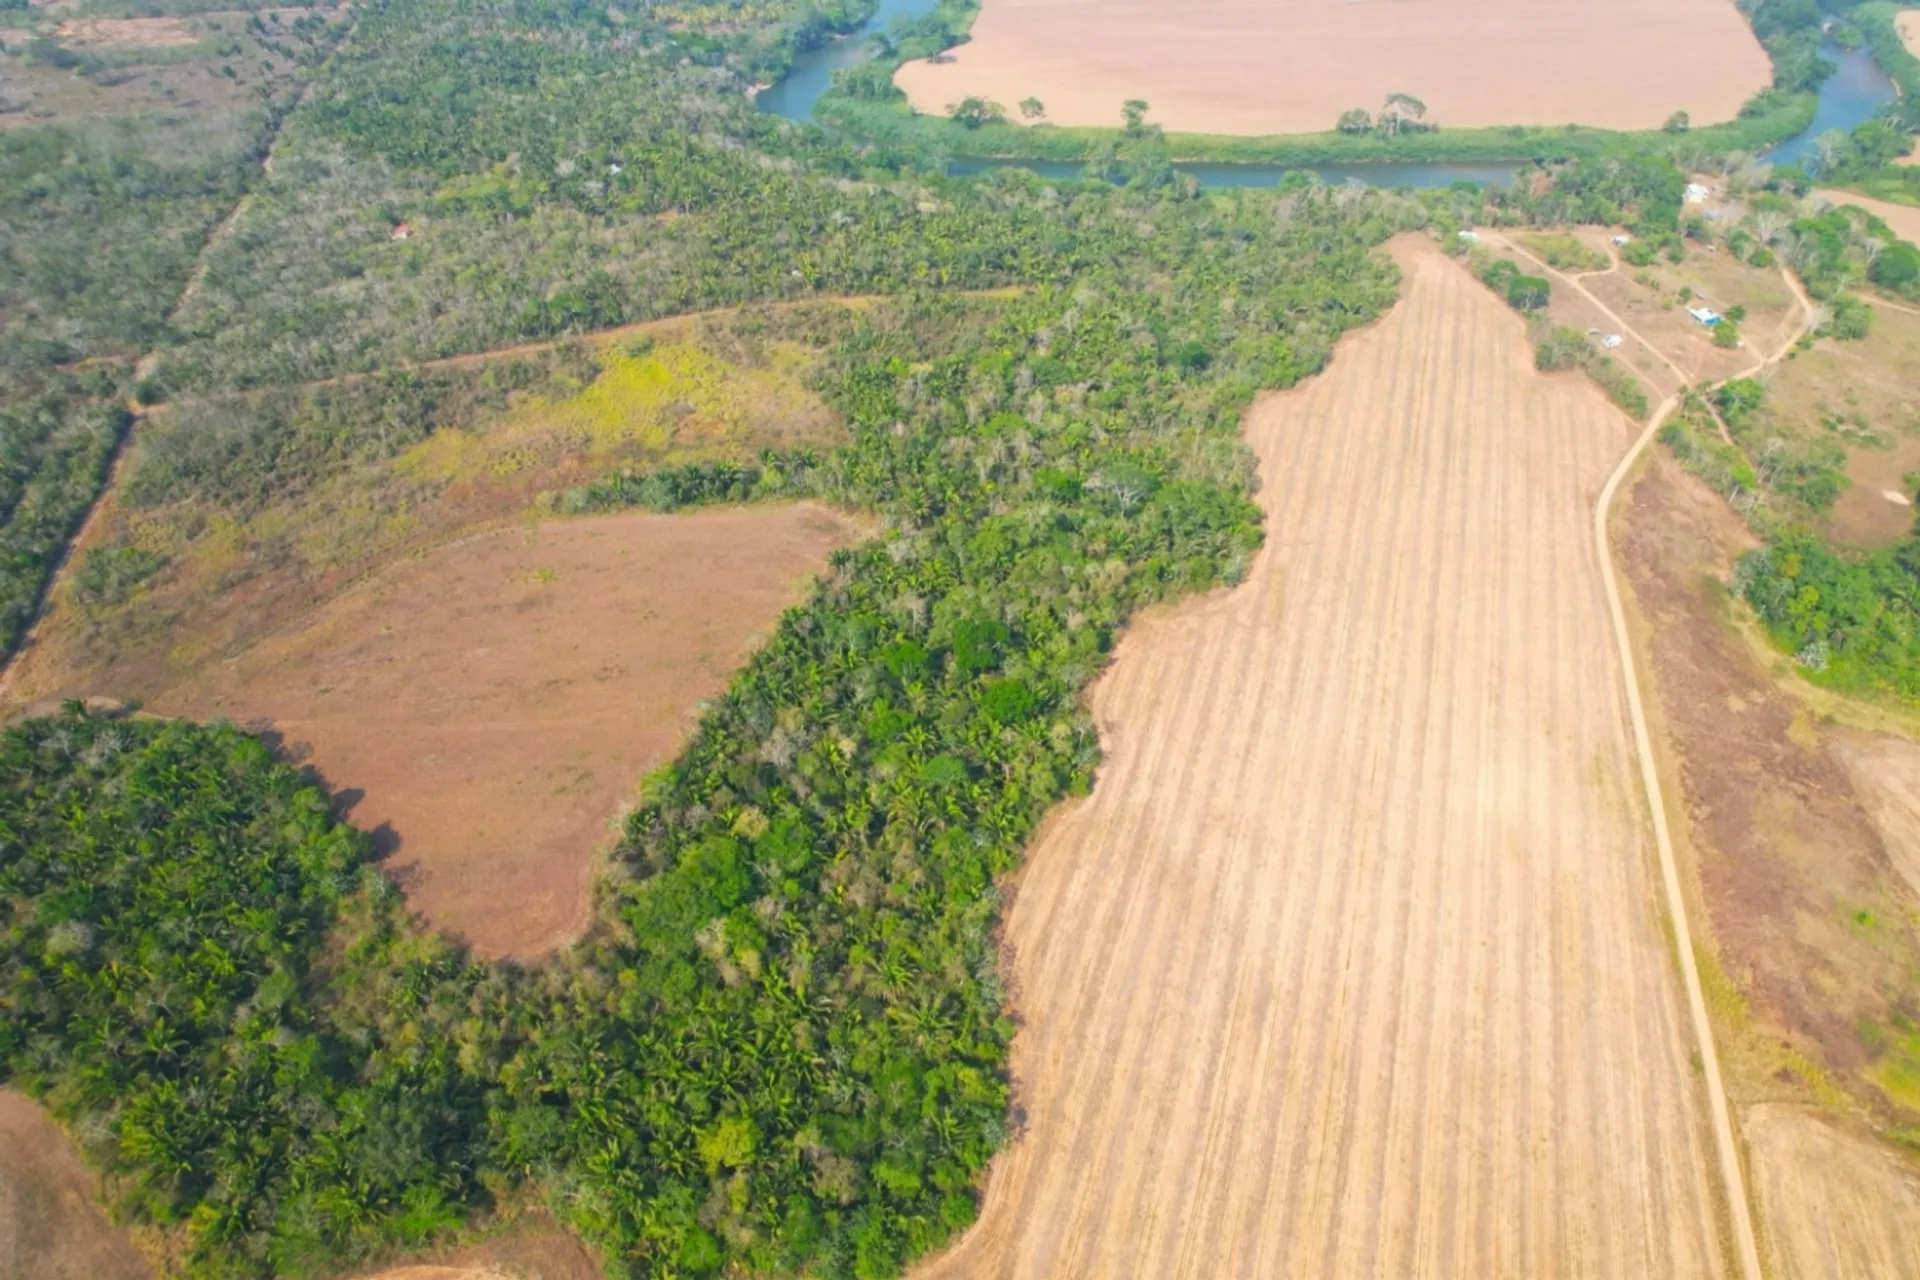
(759, 12), (1898, 190)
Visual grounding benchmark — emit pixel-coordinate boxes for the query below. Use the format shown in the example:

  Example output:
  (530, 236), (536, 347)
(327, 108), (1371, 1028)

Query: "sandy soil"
(913, 241), (1727, 1278)
(0, 1091), (150, 1280)
(1745, 1105), (1920, 1280)
(1903, 11), (1920, 62)
(1815, 190), (1920, 247)
(896, 0), (1771, 136)
(148, 504), (865, 959)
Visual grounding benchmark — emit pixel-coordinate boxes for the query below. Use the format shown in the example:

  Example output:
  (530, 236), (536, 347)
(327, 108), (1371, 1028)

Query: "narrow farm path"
(914, 239), (1733, 1279)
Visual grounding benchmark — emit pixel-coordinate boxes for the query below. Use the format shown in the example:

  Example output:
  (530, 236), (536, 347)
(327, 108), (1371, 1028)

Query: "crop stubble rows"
(916, 246), (1727, 1278)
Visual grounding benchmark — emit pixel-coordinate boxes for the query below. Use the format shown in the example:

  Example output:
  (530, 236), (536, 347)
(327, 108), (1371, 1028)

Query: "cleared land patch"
(1763, 296), (1920, 550)
(132, 503), (865, 959)
(914, 241), (1726, 1278)
(895, 0), (1770, 136)
(1746, 1105), (1920, 1280)
(1615, 456), (1920, 1273)
(0, 1090), (150, 1280)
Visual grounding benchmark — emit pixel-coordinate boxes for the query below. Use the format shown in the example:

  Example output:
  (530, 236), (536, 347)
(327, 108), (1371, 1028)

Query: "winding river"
(759, 15), (1897, 190)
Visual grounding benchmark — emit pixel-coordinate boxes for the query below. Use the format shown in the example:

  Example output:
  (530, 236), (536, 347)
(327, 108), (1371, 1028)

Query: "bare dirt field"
(1615, 455), (1920, 1274)
(1815, 190), (1920, 247)
(135, 504), (863, 959)
(913, 241), (1729, 1278)
(348, 1214), (603, 1280)
(0, 1091), (150, 1280)
(1746, 1105), (1920, 1280)
(1903, 11), (1920, 62)
(895, 0), (1770, 136)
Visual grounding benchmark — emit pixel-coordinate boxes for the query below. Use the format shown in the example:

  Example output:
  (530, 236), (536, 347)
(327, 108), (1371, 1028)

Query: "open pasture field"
(133, 503), (863, 959)
(1815, 191), (1920, 250)
(915, 241), (1728, 1278)
(894, 0), (1770, 136)
(1764, 296), (1920, 549)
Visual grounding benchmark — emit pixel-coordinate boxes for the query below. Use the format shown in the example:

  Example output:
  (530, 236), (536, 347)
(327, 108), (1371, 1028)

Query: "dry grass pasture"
(0, 1090), (150, 1280)
(129, 503), (865, 959)
(1615, 456), (1920, 1275)
(895, 0), (1770, 136)
(1764, 296), (1920, 549)
(914, 241), (1728, 1278)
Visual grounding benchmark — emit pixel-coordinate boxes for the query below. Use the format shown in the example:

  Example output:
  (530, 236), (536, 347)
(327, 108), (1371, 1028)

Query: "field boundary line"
(1575, 251), (1813, 1280)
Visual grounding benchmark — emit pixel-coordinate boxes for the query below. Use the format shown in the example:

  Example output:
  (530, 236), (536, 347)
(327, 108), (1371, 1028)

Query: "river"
(759, 12), (1897, 190)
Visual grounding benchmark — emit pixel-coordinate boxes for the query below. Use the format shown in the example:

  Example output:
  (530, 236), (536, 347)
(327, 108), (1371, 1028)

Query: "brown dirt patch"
(1835, 734), (1920, 901)
(895, 0), (1771, 136)
(1814, 190), (1920, 247)
(1614, 454), (1920, 1226)
(347, 1214), (602, 1280)
(1905, 11), (1920, 61)
(916, 241), (1726, 1277)
(143, 504), (865, 959)
(1745, 1104), (1920, 1280)
(52, 17), (195, 47)
(0, 1090), (150, 1280)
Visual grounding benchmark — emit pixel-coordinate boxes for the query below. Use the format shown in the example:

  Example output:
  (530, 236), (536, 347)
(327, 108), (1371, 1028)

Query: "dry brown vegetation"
(5, 318), (841, 713)
(347, 1214), (603, 1280)
(0, 1090), (150, 1280)
(39, 504), (863, 958)
(914, 241), (1729, 1278)
(1764, 296), (1920, 549)
(894, 0), (1770, 135)
(1615, 455), (1920, 1277)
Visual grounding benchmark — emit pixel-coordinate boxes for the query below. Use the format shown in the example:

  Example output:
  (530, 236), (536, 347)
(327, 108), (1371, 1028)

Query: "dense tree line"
(1, 0), (1409, 1268)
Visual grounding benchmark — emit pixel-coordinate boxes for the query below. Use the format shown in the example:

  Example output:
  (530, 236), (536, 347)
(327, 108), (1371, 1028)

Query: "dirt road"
(913, 242), (1730, 1277)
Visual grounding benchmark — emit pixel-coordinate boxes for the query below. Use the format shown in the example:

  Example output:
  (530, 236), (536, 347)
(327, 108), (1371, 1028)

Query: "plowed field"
(914, 243), (1729, 1278)
(895, 0), (1770, 136)
(1747, 1105), (1920, 1280)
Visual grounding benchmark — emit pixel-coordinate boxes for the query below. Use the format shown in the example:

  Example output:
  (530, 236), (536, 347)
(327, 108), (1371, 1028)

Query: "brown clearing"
(1765, 296), (1920, 550)
(1903, 11), (1920, 62)
(1745, 1105), (1920, 1280)
(1578, 246), (1799, 387)
(915, 241), (1728, 1278)
(346, 1213), (602, 1280)
(0, 1090), (150, 1280)
(1814, 190), (1920, 248)
(113, 504), (862, 959)
(895, 0), (1770, 136)
(1614, 456), (1920, 1273)
(52, 17), (194, 46)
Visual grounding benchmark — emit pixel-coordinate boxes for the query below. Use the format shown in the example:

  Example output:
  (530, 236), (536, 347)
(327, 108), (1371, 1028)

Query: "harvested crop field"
(895, 0), (1770, 136)
(1746, 1105), (1920, 1280)
(0, 1090), (150, 1280)
(914, 242), (1728, 1278)
(148, 504), (865, 959)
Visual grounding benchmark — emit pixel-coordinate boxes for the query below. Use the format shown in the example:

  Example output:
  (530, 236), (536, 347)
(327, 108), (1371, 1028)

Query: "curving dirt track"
(913, 241), (1730, 1279)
